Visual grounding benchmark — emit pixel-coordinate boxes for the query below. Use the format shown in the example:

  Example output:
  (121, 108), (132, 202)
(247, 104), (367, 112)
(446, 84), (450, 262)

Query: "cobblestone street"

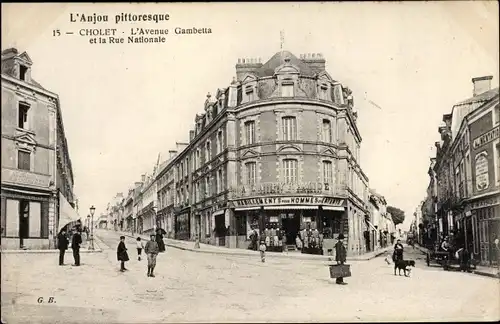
(2, 230), (499, 323)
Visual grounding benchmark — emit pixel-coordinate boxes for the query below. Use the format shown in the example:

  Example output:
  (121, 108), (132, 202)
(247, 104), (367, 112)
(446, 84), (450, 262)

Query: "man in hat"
(144, 234), (159, 277)
(57, 228), (69, 266)
(334, 233), (347, 285)
(71, 226), (83, 266)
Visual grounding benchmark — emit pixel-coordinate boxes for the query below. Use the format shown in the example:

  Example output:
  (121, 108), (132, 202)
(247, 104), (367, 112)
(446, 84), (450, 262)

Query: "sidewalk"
(414, 243), (500, 279)
(110, 229), (390, 262)
(0, 236), (104, 254)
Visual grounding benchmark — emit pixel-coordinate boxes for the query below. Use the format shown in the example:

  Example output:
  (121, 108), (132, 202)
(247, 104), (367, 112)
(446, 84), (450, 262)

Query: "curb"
(1, 240), (103, 254)
(118, 230), (388, 262)
(414, 244), (499, 279)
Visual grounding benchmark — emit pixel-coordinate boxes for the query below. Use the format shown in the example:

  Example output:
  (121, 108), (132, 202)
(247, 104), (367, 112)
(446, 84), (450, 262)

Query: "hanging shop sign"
(233, 196), (344, 207)
(474, 152), (489, 191)
(473, 126), (499, 150)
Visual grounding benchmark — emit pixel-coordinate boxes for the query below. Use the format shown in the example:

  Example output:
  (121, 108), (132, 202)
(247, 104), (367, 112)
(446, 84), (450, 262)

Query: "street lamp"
(89, 205), (96, 250)
(87, 215), (91, 241)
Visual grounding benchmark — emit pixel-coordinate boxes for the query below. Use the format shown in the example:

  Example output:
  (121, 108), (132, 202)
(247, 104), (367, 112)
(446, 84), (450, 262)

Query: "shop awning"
(234, 206), (261, 211)
(366, 220), (377, 231)
(263, 205), (319, 210)
(4, 187), (51, 196)
(322, 206), (345, 211)
(58, 192), (81, 232)
(212, 209), (225, 216)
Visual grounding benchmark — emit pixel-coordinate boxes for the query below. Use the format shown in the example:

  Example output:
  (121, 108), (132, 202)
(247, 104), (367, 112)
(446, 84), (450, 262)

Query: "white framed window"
(245, 162), (256, 185)
(18, 102), (30, 130)
(206, 141), (211, 162)
(323, 161), (333, 185)
(205, 176), (211, 197)
(217, 131), (223, 154)
(196, 149), (201, 169)
(245, 121), (255, 145)
(283, 159), (298, 184)
(218, 169), (223, 193)
(322, 119), (332, 143)
(281, 83), (294, 97)
(282, 117), (297, 141)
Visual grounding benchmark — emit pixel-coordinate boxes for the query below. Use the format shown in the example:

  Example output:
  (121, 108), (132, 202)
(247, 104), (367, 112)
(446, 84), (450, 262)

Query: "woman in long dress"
(156, 230), (166, 252)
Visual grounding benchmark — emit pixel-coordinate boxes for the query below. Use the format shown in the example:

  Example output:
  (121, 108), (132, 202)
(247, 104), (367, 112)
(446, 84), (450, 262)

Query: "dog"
(394, 260), (415, 277)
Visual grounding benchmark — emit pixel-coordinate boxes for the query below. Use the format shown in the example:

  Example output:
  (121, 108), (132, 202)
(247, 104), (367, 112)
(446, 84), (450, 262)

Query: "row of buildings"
(417, 76), (499, 266)
(103, 50), (396, 256)
(1, 48), (79, 250)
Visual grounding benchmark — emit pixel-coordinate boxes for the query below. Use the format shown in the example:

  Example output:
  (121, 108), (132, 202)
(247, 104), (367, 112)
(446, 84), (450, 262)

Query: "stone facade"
(1, 48), (75, 249)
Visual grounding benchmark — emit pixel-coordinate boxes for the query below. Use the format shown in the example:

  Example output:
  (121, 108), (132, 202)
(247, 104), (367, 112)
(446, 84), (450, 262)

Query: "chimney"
(168, 150), (178, 159)
(141, 174), (146, 182)
(134, 182), (142, 188)
(472, 76), (493, 97)
(189, 130), (195, 141)
(235, 57), (263, 81)
(442, 114), (452, 128)
(300, 53), (326, 74)
(1, 48), (18, 57)
(228, 77), (238, 108)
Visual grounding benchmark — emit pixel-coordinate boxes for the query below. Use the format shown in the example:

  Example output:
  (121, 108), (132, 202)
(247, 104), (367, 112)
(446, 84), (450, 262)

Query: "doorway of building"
(19, 200), (29, 248)
(282, 213), (300, 245)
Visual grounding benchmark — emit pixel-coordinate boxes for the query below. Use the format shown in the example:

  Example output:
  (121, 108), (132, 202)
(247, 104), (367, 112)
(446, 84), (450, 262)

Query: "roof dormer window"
(281, 82), (294, 97)
(19, 64), (28, 81)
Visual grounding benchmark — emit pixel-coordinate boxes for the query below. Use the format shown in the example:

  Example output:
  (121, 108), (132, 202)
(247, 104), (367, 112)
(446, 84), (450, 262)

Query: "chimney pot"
(141, 174), (146, 182)
(472, 75), (493, 97)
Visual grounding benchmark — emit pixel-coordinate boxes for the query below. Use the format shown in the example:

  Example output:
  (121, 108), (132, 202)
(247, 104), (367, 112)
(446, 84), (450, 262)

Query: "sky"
(2, 2), (499, 231)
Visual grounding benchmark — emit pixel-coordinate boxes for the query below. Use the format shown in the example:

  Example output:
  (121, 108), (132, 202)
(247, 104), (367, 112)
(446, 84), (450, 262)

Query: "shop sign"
(470, 196), (500, 210)
(230, 182), (330, 197)
(473, 126), (499, 150)
(1, 168), (51, 188)
(234, 196), (344, 207)
(474, 152), (489, 191)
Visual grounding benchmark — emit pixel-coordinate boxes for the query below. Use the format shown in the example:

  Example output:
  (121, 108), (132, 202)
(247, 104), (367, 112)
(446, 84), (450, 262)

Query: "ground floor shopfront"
(1, 186), (55, 250)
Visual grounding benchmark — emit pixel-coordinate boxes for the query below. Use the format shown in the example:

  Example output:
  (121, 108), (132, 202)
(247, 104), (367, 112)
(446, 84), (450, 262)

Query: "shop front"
(232, 195), (346, 254)
(174, 207), (191, 241)
(468, 194), (500, 265)
(1, 186), (53, 250)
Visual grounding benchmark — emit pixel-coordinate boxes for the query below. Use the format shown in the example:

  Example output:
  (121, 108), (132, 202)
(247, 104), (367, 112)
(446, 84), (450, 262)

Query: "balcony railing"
(229, 182), (347, 198)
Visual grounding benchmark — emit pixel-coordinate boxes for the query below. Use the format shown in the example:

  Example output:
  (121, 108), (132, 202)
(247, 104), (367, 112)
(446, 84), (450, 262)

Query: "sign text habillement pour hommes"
(70, 13), (170, 24)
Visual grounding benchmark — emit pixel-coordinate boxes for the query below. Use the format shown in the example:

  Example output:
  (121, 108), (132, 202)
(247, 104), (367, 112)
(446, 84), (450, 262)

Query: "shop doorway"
(19, 200), (29, 248)
(282, 213), (300, 245)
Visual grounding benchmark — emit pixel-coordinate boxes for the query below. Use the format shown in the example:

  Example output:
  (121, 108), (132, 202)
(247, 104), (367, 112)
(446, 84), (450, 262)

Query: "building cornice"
(1, 73), (58, 99)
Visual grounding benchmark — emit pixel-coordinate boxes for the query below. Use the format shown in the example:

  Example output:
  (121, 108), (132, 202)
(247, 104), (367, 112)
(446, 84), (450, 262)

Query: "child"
(136, 237), (144, 261)
(117, 236), (129, 272)
(259, 239), (267, 263)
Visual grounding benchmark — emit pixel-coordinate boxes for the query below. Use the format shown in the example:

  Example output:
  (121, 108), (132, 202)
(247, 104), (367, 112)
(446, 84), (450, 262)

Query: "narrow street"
(2, 230), (499, 323)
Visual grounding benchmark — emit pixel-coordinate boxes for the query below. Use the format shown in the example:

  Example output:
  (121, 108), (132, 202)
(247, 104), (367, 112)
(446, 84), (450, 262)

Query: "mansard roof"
(255, 50), (315, 78)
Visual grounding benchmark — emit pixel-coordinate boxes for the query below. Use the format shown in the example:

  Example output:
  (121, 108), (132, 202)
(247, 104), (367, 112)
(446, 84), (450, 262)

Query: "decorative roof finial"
(207, 92), (211, 99)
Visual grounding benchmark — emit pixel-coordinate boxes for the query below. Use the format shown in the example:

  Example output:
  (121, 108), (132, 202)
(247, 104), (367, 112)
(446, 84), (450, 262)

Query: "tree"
(387, 206), (405, 225)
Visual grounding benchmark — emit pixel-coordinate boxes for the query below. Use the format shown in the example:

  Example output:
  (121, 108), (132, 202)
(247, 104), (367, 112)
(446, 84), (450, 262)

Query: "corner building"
(168, 51), (370, 256)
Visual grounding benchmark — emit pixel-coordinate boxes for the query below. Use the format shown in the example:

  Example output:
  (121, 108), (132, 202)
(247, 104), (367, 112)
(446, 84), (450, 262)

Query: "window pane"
(18, 151), (30, 170)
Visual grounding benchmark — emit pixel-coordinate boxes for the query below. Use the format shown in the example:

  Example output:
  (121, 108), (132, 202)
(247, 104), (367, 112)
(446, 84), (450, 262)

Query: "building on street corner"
(105, 50), (388, 257)
(422, 75), (499, 266)
(1, 48), (78, 250)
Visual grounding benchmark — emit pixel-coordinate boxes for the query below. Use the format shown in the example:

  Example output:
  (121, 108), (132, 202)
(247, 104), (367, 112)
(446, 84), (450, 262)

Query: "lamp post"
(89, 205), (96, 250)
(87, 215), (91, 242)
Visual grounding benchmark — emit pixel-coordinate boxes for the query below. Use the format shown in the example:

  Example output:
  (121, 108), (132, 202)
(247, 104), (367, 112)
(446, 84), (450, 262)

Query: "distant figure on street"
(57, 229), (69, 266)
(259, 239), (267, 263)
(156, 230), (166, 253)
(145, 234), (159, 277)
(136, 237), (144, 261)
(441, 236), (450, 252)
(393, 239), (404, 262)
(71, 226), (83, 266)
(334, 233), (347, 285)
(117, 236), (129, 272)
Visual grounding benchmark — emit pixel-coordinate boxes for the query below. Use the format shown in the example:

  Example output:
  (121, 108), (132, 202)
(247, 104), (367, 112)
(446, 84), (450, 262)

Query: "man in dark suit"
(71, 226), (83, 266)
(57, 229), (69, 265)
(335, 233), (347, 285)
